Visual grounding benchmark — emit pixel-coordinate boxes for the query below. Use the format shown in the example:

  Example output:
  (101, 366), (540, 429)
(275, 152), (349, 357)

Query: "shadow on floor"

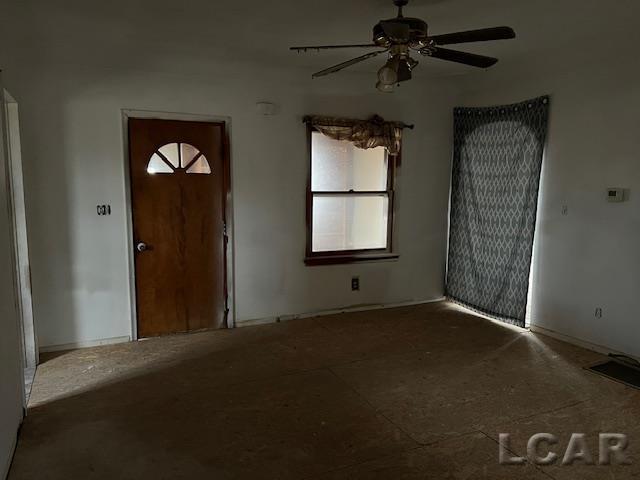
(10, 302), (639, 479)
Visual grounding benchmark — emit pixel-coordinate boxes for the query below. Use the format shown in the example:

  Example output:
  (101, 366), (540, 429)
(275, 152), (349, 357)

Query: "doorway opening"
(127, 117), (231, 338)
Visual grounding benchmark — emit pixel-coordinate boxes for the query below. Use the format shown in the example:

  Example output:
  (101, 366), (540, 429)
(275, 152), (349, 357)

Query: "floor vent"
(587, 355), (640, 390)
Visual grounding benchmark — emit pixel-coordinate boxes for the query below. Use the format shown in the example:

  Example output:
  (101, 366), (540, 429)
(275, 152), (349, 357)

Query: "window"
(147, 142), (211, 175)
(306, 128), (398, 265)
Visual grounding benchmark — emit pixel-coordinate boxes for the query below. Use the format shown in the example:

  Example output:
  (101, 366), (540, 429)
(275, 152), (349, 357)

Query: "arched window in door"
(147, 142), (211, 174)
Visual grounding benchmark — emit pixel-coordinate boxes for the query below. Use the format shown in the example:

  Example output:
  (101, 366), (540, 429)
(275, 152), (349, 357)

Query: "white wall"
(0, 62), (456, 348)
(458, 47), (640, 357)
(8, 1), (636, 357)
(0, 86), (25, 479)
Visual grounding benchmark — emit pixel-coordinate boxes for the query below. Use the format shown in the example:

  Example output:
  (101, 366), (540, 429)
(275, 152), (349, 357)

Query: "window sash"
(311, 192), (392, 255)
(311, 191), (389, 196)
(310, 131), (389, 193)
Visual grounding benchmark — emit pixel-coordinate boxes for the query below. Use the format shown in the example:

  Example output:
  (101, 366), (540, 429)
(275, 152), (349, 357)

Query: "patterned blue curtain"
(446, 96), (550, 326)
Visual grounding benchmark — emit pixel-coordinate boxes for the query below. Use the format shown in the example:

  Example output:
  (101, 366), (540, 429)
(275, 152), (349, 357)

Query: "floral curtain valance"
(304, 115), (412, 155)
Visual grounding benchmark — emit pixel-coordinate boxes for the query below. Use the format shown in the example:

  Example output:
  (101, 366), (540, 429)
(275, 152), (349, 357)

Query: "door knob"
(136, 242), (148, 253)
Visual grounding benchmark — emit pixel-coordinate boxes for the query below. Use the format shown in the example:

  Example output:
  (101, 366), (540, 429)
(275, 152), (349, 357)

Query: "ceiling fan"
(290, 0), (516, 92)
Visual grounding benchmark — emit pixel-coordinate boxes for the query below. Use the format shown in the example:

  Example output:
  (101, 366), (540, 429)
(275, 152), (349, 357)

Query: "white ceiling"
(2, 0), (639, 77)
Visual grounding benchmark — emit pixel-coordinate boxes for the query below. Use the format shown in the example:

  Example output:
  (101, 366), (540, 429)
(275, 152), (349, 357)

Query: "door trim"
(3, 89), (38, 407)
(121, 109), (235, 340)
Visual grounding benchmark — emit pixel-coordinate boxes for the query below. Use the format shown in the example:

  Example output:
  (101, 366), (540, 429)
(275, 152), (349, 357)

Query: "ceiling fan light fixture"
(396, 63), (410, 83)
(378, 66), (397, 85)
(378, 59), (399, 85)
(376, 81), (395, 93)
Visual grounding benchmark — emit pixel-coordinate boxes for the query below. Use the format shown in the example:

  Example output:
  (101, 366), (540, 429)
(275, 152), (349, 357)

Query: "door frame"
(121, 110), (235, 340)
(3, 89), (38, 403)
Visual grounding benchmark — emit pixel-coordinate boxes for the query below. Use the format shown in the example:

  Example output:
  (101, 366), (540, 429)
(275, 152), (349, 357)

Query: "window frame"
(305, 125), (399, 266)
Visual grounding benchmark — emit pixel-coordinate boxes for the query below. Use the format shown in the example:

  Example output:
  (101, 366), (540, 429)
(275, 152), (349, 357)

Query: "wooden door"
(129, 118), (228, 337)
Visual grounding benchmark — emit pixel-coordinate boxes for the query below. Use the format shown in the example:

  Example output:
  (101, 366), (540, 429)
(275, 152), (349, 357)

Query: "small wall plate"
(607, 188), (625, 203)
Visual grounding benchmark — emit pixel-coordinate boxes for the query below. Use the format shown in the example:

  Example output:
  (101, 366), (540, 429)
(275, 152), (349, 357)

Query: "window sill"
(305, 253), (399, 266)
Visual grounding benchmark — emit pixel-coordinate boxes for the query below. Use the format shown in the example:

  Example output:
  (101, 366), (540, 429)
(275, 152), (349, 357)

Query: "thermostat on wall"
(607, 188), (625, 203)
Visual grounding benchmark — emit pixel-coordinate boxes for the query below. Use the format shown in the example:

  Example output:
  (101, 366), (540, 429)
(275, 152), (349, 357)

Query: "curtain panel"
(446, 96), (550, 326)
(304, 115), (406, 155)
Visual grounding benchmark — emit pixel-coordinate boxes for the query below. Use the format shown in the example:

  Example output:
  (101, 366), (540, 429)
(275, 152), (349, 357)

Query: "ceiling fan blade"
(312, 50), (387, 78)
(291, 44), (380, 52)
(430, 26), (515, 45)
(423, 47), (498, 68)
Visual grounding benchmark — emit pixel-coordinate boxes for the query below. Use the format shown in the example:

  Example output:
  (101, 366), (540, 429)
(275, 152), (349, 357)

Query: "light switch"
(97, 204), (111, 216)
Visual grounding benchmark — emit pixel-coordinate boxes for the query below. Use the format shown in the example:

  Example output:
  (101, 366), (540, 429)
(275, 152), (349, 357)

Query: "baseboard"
(39, 335), (131, 353)
(37, 299), (447, 348)
(530, 324), (638, 361)
(238, 316), (280, 327)
(236, 297), (446, 328)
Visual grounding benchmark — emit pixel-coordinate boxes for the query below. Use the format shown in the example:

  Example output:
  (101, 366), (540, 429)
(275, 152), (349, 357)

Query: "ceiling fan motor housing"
(373, 17), (429, 47)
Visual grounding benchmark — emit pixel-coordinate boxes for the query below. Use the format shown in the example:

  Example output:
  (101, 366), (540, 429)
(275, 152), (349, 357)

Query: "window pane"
(311, 132), (387, 192)
(158, 143), (179, 168)
(180, 143), (200, 168)
(312, 195), (388, 252)
(186, 156), (211, 174)
(147, 153), (174, 174)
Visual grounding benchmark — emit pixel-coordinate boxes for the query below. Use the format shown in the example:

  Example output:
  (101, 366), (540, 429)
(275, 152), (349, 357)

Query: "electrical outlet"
(595, 307), (603, 319)
(351, 276), (360, 291)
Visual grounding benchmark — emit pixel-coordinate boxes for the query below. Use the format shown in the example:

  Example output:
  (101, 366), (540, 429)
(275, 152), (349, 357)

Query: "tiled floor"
(9, 302), (640, 479)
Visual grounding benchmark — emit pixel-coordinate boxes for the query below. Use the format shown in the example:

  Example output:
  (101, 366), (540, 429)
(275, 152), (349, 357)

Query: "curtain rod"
(303, 116), (414, 130)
